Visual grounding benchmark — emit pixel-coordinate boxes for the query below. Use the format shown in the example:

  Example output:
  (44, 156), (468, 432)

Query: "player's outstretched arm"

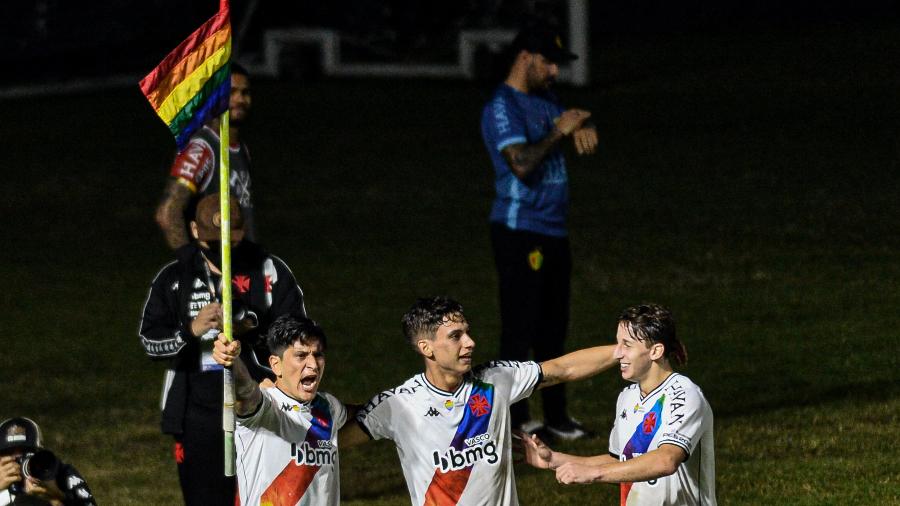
(538, 344), (617, 389)
(213, 334), (262, 416)
(556, 445), (685, 485)
(516, 431), (616, 471)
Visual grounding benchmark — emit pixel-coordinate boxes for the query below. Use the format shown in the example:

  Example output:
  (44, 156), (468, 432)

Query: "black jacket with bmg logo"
(139, 241), (306, 435)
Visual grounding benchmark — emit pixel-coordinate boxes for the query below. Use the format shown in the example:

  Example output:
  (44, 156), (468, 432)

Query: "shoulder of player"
(180, 134), (216, 157)
(661, 374), (711, 410)
(473, 359), (536, 371)
(484, 84), (522, 111)
(662, 373), (702, 396)
(471, 359), (537, 379)
(358, 375), (425, 415)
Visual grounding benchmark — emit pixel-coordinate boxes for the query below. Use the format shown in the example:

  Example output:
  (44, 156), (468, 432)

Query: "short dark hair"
(267, 313), (326, 358)
(618, 304), (687, 366)
(231, 61), (250, 79)
(401, 296), (465, 345)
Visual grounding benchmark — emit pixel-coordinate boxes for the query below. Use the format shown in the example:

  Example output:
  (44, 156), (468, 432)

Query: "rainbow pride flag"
(140, 0), (232, 150)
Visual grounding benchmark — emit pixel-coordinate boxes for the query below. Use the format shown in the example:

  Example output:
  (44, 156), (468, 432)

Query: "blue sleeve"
(482, 93), (527, 154)
(546, 91), (565, 117)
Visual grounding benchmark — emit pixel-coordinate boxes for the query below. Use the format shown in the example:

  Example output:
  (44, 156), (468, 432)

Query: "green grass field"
(2, 21), (899, 504)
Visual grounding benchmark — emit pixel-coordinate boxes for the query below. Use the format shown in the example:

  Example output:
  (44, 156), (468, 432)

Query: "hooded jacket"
(139, 241), (305, 435)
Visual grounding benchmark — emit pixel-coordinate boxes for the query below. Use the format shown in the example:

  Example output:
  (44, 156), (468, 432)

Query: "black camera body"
(232, 300), (259, 329)
(10, 449), (60, 493)
(23, 449), (60, 482)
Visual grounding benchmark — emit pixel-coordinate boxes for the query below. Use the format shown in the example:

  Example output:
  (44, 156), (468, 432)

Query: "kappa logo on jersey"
(468, 394), (491, 417)
(621, 409), (627, 419)
(432, 433), (499, 473)
(281, 402), (301, 412)
(425, 407), (441, 417)
(233, 275), (251, 293)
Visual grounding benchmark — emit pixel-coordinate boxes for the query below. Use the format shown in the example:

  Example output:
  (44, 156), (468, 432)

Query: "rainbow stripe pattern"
(140, 0), (231, 150)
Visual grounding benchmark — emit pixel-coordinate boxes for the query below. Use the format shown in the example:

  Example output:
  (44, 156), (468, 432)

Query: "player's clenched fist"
(190, 301), (223, 337)
(213, 333), (241, 367)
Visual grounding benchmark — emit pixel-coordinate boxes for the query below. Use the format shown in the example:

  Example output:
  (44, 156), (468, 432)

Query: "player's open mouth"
(619, 363), (629, 371)
(459, 354), (472, 363)
(300, 374), (318, 391)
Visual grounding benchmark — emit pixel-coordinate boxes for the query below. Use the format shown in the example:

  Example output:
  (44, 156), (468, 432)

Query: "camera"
(20, 449), (61, 482)
(233, 301), (258, 329)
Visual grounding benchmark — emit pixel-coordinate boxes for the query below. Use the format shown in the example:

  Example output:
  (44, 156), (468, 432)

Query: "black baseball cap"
(0, 417), (42, 452)
(511, 24), (578, 63)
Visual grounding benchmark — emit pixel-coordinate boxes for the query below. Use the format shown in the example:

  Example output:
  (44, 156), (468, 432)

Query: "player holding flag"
(139, 0), (245, 495)
(213, 314), (347, 506)
(342, 296), (618, 505)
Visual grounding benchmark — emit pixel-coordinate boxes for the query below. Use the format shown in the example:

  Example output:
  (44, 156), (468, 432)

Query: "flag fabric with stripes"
(140, 0), (231, 150)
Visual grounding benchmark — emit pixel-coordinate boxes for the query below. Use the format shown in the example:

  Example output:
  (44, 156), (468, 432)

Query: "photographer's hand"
(190, 301), (223, 337)
(0, 455), (21, 489)
(24, 476), (66, 505)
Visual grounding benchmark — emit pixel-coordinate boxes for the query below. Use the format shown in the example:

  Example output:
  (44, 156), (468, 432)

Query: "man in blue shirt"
(480, 24), (598, 440)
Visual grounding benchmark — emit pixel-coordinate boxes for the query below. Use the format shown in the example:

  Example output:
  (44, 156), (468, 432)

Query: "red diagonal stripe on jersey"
(259, 462), (320, 506)
(620, 482), (633, 506)
(424, 467), (472, 506)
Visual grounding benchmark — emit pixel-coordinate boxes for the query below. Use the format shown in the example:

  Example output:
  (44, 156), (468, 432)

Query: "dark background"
(4, 0), (898, 86)
(1, 1), (899, 503)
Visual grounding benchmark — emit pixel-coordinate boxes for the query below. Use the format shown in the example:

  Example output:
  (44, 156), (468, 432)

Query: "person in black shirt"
(0, 418), (95, 506)
(140, 194), (307, 505)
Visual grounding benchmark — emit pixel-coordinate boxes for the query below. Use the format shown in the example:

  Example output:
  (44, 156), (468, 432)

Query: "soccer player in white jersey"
(339, 296), (618, 506)
(520, 304), (716, 506)
(213, 314), (347, 506)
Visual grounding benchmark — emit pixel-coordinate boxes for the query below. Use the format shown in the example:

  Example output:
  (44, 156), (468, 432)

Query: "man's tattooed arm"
(155, 179), (193, 249)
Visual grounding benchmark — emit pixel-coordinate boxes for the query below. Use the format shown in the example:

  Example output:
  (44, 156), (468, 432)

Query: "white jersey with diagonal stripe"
(357, 360), (542, 506)
(608, 373), (716, 506)
(235, 387), (347, 505)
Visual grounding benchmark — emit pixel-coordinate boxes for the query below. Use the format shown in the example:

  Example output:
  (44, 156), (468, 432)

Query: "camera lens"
(22, 449), (60, 482)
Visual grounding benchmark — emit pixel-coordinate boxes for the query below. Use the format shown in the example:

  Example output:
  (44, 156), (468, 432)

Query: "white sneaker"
(517, 420), (544, 434)
(544, 417), (593, 441)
